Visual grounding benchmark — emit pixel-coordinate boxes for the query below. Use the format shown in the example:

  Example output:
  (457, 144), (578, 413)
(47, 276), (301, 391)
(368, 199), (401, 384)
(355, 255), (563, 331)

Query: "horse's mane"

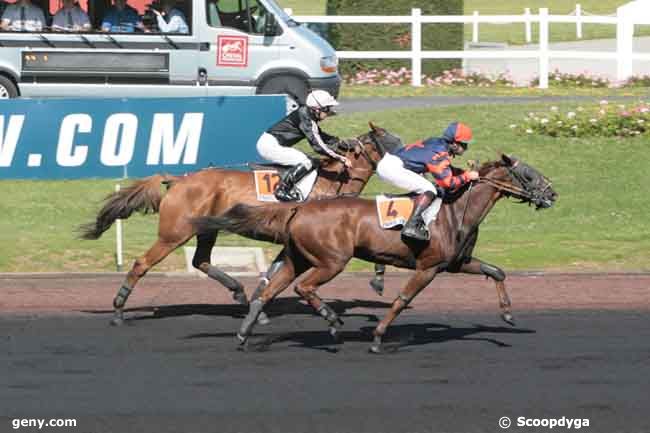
(478, 160), (506, 177)
(443, 159), (505, 203)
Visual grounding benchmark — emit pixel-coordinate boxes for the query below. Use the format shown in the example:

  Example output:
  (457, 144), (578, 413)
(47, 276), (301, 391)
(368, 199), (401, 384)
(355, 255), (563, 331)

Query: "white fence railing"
(468, 4), (605, 44)
(288, 4), (650, 88)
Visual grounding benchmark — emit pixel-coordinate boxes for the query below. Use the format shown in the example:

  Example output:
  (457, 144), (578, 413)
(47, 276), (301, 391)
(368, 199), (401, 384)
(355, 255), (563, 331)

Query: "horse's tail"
(79, 174), (173, 240)
(192, 203), (298, 244)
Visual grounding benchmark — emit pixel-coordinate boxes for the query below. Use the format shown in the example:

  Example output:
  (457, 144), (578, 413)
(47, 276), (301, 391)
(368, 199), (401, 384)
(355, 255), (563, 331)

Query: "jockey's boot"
(401, 191), (435, 242)
(274, 163), (310, 202)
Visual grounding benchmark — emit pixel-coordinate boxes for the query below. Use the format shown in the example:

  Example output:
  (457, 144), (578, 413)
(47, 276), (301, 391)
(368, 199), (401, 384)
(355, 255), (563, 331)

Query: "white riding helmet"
(305, 90), (339, 110)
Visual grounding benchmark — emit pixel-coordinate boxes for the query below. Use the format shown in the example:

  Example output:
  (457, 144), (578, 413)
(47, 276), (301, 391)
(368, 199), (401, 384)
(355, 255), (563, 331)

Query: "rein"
(478, 176), (535, 201)
(323, 136), (378, 198)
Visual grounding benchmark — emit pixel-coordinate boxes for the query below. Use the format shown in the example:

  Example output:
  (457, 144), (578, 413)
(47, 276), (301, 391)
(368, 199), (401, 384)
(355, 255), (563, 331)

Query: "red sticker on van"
(217, 36), (249, 67)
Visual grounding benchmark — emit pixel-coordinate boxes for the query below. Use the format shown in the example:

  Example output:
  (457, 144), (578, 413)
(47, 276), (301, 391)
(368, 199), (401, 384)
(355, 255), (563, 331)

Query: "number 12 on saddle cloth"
(253, 170), (282, 202)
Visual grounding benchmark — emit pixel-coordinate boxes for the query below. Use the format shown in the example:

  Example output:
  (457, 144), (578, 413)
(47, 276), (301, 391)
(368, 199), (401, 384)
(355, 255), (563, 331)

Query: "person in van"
(0, 0), (46, 32)
(101, 0), (144, 32)
(52, 0), (91, 32)
(148, 0), (188, 34)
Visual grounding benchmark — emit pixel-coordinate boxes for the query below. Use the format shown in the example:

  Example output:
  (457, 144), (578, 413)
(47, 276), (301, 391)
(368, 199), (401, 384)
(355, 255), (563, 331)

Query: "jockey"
(376, 122), (480, 241)
(256, 89), (351, 202)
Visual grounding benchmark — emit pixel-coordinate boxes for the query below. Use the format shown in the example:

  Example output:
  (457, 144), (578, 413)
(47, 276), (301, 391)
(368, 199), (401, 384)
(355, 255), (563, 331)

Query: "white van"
(0, 0), (340, 105)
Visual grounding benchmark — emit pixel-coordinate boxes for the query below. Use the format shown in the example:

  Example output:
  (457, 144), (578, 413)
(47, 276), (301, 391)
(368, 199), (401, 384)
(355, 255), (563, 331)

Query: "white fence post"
(616, 5), (634, 82)
(411, 8), (422, 87)
(115, 184), (123, 272)
(524, 8), (532, 43)
(472, 11), (479, 43)
(538, 8), (549, 89)
(575, 4), (583, 39)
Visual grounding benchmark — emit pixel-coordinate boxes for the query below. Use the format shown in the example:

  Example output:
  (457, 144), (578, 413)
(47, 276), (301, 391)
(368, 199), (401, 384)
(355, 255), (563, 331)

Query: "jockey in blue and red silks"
(376, 121), (480, 241)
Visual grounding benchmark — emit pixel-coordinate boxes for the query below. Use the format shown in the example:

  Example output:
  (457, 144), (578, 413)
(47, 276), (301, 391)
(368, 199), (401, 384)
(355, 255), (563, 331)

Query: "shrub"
(511, 101), (650, 138)
(530, 70), (610, 88)
(327, 0), (463, 78)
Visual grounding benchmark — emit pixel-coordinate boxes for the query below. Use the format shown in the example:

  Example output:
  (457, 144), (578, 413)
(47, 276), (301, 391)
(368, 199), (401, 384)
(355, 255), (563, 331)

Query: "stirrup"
(274, 185), (302, 202)
(401, 220), (430, 241)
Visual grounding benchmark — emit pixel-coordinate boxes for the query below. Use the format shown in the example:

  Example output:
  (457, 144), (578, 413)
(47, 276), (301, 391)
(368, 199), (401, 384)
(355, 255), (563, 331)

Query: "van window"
(206, 0), (271, 35)
(142, 0), (192, 34)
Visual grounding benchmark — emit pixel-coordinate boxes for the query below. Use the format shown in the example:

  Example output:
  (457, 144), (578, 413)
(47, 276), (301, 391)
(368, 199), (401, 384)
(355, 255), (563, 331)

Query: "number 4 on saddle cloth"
(376, 194), (440, 229)
(251, 165), (318, 202)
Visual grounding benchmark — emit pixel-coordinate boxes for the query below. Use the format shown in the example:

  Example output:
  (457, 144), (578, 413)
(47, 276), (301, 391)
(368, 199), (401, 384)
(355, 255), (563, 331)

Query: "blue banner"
(0, 96), (286, 179)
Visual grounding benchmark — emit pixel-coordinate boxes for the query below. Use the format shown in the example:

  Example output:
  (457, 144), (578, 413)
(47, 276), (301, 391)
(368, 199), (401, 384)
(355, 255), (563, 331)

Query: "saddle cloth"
(375, 195), (439, 229)
(253, 169), (318, 202)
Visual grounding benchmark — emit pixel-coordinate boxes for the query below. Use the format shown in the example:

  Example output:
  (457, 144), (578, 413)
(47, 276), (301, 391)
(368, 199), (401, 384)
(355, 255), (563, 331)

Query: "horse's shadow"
(83, 296), (395, 323)
(185, 322), (536, 353)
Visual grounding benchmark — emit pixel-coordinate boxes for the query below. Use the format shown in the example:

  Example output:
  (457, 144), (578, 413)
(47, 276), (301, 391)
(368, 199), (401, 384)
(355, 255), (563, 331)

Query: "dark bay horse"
(193, 155), (557, 353)
(80, 123), (394, 325)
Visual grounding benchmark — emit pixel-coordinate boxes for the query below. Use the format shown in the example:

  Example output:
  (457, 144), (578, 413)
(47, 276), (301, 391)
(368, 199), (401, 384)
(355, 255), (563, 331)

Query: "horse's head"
(336, 122), (403, 171)
(481, 154), (557, 210)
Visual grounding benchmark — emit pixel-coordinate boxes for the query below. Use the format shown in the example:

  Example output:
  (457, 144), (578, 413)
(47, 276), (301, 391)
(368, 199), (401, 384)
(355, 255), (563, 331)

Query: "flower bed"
(511, 101), (650, 138)
(344, 67), (650, 89)
(343, 68), (514, 87)
(530, 70), (610, 88)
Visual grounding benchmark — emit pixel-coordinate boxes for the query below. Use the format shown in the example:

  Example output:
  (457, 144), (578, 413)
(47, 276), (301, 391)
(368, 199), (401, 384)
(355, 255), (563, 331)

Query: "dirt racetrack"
(1, 272), (649, 315)
(1, 272), (649, 433)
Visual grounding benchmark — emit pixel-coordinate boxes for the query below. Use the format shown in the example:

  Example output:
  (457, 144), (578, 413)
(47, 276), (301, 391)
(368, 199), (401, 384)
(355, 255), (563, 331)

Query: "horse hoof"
(110, 317), (125, 327)
(236, 333), (248, 345)
(369, 344), (383, 354)
(501, 312), (515, 326)
(257, 311), (271, 326)
(329, 326), (343, 344)
(369, 278), (384, 296)
(232, 290), (249, 306)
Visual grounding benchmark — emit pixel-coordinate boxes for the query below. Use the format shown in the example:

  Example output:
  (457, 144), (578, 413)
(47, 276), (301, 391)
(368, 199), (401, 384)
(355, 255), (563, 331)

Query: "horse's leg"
(192, 231), (247, 305)
(369, 263), (386, 296)
(294, 265), (347, 341)
(248, 250), (286, 325)
(237, 257), (300, 344)
(457, 257), (514, 326)
(112, 238), (185, 326)
(371, 266), (440, 353)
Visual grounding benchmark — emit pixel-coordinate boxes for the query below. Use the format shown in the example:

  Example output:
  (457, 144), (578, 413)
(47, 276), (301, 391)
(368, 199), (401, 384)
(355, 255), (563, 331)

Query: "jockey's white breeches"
(376, 153), (436, 194)
(256, 133), (312, 169)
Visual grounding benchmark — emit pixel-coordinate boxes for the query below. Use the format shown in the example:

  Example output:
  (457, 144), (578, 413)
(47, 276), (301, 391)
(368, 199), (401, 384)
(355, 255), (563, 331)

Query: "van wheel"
(257, 76), (308, 113)
(0, 75), (18, 99)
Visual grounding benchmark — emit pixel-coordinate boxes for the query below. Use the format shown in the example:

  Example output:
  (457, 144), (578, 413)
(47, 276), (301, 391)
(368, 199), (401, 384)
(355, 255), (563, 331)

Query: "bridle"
(351, 133), (380, 171)
(478, 164), (554, 209)
(326, 132), (381, 197)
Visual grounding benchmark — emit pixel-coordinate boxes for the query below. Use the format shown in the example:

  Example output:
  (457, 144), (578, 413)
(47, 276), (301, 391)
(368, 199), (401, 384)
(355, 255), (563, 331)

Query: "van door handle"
(200, 42), (210, 51)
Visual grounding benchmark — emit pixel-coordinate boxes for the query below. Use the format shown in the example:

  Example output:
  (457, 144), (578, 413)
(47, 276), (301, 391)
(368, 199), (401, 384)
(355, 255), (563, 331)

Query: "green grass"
(463, 0), (647, 45)
(276, 0), (326, 15)
(2, 100), (649, 273)
(276, 0), (647, 46)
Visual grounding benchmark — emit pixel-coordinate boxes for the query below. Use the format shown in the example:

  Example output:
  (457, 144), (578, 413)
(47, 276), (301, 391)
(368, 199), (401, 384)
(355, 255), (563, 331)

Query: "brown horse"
(193, 155), (557, 353)
(80, 123), (395, 326)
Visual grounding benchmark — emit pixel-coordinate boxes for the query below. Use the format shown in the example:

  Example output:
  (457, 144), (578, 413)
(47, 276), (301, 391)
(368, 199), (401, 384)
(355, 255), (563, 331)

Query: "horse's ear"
(369, 121), (385, 136)
(501, 154), (515, 166)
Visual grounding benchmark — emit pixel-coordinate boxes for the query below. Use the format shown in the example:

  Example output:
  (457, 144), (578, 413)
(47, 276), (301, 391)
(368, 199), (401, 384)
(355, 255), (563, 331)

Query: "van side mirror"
(264, 13), (278, 36)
